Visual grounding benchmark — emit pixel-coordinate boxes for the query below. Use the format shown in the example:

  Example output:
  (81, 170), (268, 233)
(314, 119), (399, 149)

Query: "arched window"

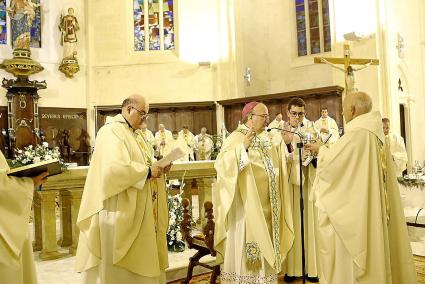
(133, 0), (175, 51)
(0, 0), (6, 44)
(295, 0), (331, 56)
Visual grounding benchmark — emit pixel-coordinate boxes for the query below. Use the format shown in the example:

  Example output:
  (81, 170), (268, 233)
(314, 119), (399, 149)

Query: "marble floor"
(31, 194), (425, 283)
(33, 196), (214, 284)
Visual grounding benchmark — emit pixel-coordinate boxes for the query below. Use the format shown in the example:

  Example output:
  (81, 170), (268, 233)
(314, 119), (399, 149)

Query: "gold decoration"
(0, 49), (44, 77)
(58, 57), (80, 78)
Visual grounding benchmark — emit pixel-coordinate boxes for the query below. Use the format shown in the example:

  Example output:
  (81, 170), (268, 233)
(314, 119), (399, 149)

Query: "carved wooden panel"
(218, 86), (344, 132)
(39, 108), (89, 166)
(95, 102), (217, 136)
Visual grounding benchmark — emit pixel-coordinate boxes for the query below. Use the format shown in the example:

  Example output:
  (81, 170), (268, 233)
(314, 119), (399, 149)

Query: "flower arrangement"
(166, 179), (185, 252)
(11, 142), (66, 169)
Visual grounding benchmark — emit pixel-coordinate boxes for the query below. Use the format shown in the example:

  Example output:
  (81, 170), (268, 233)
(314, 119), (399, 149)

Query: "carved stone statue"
(58, 7), (80, 78)
(7, 0), (39, 49)
(58, 8), (79, 59)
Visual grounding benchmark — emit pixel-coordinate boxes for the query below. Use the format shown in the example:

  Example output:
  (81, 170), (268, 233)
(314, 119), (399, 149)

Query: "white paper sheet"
(154, 147), (187, 167)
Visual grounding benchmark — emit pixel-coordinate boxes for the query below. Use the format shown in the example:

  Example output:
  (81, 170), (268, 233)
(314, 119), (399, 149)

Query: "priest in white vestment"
(314, 107), (339, 145)
(154, 124), (173, 158)
(169, 130), (189, 162)
(268, 113), (285, 145)
(306, 91), (417, 284)
(214, 102), (294, 284)
(138, 121), (156, 149)
(194, 127), (213, 160)
(0, 152), (48, 284)
(75, 95), (170, 284)
(283, 97), (319, 283)
(178, 126), (195, 161)
(382, 117), (408, 177)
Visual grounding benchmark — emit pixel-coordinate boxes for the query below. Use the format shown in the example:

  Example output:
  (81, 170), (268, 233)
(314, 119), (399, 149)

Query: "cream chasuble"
(285, 120), (319, 278)
(178, 130), (195, 160)
(194, 134), (213, 160)
(76, 114), (168, 284)
(214, 125), (294, 284)
(314, 116), (339, 145)
(0, 152), (38, 284)
(268, 119), (284, 145)
(386, 132), (408, 177)
(154, 129), (173, 157)
(313, 111), (417, 284)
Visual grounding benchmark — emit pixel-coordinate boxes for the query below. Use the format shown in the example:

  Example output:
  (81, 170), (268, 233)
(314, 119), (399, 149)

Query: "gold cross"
(314, 44), (379, 93)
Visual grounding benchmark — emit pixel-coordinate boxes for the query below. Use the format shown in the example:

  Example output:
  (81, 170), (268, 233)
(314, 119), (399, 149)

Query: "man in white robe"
(382, 117), (408, 177)
(314, 107), (339, 145)
(214, 102), (294, 284)
(75, 94), (170, 284)
(306, 91), (417, 284)
(154, 124), (173, 158)
(169, 130), (189, 162)
(0, 152), (48, 284)
(178, 126), (195, 161)
(194, 127), (213, 160)
(283, 97), (319, 283)
(268, 113), (284, 145)
(138, 121), (155, 149)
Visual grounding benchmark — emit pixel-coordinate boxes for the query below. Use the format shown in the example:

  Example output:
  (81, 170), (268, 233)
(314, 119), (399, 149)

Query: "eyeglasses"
(289, 111), (305, 117)
(131, 106), (149, 119)
(252, 113), (269, 119)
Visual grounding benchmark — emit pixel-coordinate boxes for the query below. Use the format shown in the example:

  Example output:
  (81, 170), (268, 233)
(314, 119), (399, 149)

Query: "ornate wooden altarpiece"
(217, 85), (344, 132)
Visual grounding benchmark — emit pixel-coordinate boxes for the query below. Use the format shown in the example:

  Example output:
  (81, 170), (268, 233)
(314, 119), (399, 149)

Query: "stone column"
(196, 177), (213, 227)
(69, 188), (83, 255)
(36, 190), (67, 260)
(58, 190), (72, 247)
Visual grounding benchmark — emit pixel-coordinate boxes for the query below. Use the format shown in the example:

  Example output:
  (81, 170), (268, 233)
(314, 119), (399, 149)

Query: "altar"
(32, 160), (217, 261)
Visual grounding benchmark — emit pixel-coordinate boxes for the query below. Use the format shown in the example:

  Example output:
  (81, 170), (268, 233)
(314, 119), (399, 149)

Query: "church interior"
(1, 0), (425, 283)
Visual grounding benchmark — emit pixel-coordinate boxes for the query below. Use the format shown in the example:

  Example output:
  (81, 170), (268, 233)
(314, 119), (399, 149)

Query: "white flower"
(28, 145), (33, 149)
(42, 142), (49, 147)
(18, 150), (22, 154)
(24, 151), (31, 156)
(44, 155), (52, 160)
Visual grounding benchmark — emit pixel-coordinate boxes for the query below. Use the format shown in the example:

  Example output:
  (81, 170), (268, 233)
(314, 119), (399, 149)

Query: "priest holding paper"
(0, 152), (48, 284)
(382, 117), (408, 177)
(214, 102), (294, 283)
(76, 94), (171, 284)
(306, 91), (417, 284)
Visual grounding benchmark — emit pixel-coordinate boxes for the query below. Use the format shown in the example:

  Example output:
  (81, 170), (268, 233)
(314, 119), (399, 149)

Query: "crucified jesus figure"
(320, 58), (375, 93)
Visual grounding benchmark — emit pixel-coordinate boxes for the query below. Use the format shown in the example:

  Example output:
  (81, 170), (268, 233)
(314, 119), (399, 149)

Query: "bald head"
(343, 91), (373, 123)
(121, 94), (149, 129)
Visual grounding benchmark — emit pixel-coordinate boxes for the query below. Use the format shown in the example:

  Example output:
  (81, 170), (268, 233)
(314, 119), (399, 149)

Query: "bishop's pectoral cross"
(314, 44), (379, 94)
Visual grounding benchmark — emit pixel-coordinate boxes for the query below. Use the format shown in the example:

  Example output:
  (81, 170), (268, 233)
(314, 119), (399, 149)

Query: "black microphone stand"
(268, 127), (306, 284)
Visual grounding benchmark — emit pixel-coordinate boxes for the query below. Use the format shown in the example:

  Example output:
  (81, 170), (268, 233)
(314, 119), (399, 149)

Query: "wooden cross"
(314, 44), (379, 93)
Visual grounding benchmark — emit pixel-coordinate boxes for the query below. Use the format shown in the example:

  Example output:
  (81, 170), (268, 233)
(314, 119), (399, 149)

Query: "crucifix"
(314, 44), (379, 94)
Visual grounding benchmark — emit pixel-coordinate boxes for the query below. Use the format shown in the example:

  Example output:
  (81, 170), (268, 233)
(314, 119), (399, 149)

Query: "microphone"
(266, 127), (304, 139)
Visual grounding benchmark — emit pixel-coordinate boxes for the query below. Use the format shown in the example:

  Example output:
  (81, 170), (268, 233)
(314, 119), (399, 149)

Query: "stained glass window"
(0, 0), (6, 45)
(148, 0), (160, 50)
(134, 0), (175, 51)
(295, 0), (331, 56)
(163, 0), (174, 50)
(134, 0), (145, 51)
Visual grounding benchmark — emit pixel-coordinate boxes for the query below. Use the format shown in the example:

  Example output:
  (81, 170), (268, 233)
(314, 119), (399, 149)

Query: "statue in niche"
(58, 7), (80, 78)
(58, 8), (79, 59)
(7, 0), (40, 50)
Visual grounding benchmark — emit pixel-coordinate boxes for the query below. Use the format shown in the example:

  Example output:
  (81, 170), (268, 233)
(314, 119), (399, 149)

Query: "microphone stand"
(268, 127), (306, 284)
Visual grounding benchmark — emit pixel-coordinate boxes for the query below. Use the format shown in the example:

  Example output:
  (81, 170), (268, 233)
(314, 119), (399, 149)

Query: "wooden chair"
(181, 198), (220, 284)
